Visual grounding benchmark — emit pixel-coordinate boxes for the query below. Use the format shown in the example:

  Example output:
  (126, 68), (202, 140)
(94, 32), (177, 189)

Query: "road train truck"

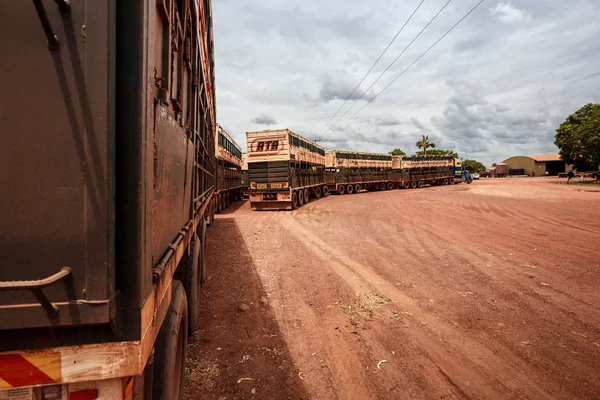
(0, 1), (215, 398)
(213, 124), (245, 213)
(397, 156), (456, 188)
(246, 129), (329, 210)
(325, 150), (395, 193)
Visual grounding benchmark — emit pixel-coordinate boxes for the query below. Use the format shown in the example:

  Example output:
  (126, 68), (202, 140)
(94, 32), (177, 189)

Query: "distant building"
(501, 154), (568, 176)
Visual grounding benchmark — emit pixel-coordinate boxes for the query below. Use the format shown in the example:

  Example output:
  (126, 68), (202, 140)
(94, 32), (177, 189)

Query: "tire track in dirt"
(235, 208), (380, 400)
(280, 214), (558, 399)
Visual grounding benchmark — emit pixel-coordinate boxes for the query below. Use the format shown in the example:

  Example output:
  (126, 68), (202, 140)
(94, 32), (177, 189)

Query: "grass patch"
(551, 179), (600, 186)
(297, 206), (331, 215)
(334, 291), (391, 319)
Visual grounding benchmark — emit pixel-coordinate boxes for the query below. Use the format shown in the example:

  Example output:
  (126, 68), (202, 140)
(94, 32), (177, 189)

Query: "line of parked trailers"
(0, 1), (465, 395)
(0, 1), (246, 398)
(245, 128), (473, 211)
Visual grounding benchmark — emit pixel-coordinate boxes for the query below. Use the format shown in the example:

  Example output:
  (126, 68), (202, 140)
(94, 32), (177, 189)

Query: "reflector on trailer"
(69, 389), (98, 400)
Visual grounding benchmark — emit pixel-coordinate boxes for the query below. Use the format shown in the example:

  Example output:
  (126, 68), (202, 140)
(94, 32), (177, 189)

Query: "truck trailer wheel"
(153, 280), (188, 400)
(322, 185), (330, 197)
(199, 220), (207, 285)
(379, 182), (386, 191)
(346, 184), (354, 194)
(215, 195), (222, 214)
(292, 191), (299, 209)
(403, 182), (410, 189)
(314, 186), (322, 198)
(337, 184), (346, 195)
(298, 190), (305, 207)
(206, 201), (214, 227)
(180, 236), (201, 334)
(208, 200), (215, 226)
(417, 181), (423, 188)
(387, 182), (394, 190)
(410, 181), (417, 189)
(354, 184), (361, 193)
(304, 189), (309, 204)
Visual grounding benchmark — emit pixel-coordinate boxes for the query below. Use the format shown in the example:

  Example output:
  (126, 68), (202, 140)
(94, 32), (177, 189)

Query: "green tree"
(415, 135), (436, 155)
(555, 103), (600, 173)
(416, 148), (458, 158)
(492, 162), (497, 167)
(389, 148), (406, 156)
(462, 159), (486, 173)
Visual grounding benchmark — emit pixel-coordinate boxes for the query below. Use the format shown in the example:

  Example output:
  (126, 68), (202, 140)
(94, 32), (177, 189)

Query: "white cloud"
(489, 2), (532, 24)
(213, 0), (600, 166)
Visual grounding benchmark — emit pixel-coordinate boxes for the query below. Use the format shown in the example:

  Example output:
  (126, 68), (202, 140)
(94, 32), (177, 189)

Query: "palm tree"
(415, 134), (436, 155)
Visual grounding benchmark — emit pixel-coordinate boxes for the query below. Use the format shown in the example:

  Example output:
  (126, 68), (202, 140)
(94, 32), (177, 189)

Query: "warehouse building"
(501, 154), (568, 176)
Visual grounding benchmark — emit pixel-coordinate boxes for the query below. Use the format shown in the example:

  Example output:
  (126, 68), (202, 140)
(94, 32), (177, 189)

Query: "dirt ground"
(185, 178), (600, 400)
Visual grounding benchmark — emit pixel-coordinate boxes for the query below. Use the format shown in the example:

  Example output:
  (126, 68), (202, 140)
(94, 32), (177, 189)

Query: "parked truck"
(452, 158), (474, 184)
(397, 156), (456, 188)
(213, 124), (245, 213)
(325, 150), (395, 193)
(246, 129), (329, 210)
(0, 1), (215, 398)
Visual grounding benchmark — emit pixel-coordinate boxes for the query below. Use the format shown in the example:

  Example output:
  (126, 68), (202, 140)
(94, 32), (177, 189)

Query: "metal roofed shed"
(501, 154), (568, 177)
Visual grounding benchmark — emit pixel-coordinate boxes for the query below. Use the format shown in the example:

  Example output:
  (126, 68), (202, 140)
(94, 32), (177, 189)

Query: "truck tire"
(403, 182), (410, 189)
(354, 184), (361, 193)
(180, 236), (200, 334)
(298, 190), (304, 207)
(417, 181), (423, 188)
(387, 182), (394, 190)
(410, 181), (417, 189)
(379, 182), (386, 191)
(303, 189), (309, 204)
(337, 184), (346, 195)
(322, 185), (330, 197)
(153, 280), (188, 400)
(199, 220), (207, 285)
(205, 201), (214, 227)
(346, 184), (354, 194)
(314, 186), (322, 198)
(208, 200), (215, 226)
(215, 195), (222, 214)
(292, 191), (299, 209)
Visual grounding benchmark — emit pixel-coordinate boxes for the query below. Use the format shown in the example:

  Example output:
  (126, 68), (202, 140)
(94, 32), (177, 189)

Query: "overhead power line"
(317, 0), (427, 135)
(328, 0), (453, 133)
(335, 0), (487, 131)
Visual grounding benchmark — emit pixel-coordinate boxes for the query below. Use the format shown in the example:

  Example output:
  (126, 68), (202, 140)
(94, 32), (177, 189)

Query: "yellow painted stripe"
(24, 352), (61, 382)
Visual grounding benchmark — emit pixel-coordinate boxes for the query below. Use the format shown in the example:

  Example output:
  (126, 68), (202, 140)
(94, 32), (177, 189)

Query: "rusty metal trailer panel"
(0, 0), (216, 394)
(325, 150), (393, 169)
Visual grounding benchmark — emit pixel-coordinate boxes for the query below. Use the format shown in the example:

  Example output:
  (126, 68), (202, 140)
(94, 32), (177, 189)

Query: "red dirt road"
(186, 178), (600, 399)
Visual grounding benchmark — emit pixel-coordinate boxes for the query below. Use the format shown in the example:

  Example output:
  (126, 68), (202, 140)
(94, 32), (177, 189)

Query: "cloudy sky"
(212, 0), (600, 166)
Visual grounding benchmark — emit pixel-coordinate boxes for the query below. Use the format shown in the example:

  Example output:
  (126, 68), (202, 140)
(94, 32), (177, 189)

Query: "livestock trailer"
(246, 129), (328, 210)
(0, 0), (216, 398)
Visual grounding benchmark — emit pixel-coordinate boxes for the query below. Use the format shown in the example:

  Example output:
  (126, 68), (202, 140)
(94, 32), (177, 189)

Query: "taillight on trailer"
(250, 182), (256, 189)
(70, 389), (99, 400)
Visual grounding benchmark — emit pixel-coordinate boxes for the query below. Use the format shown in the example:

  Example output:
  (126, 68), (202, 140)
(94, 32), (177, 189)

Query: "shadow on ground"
(184, 215), (308, 400)
(218, 198), (247, 215)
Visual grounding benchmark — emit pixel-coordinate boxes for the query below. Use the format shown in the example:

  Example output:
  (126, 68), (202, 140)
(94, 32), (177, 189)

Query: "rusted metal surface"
(0, 1), (114, 330)
(1, 0), (216, 362)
